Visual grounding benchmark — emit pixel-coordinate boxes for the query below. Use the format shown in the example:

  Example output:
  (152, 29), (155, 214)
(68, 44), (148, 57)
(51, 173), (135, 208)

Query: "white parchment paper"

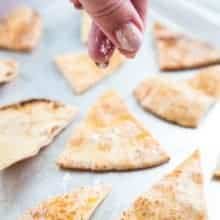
(0, 1), (219, 219)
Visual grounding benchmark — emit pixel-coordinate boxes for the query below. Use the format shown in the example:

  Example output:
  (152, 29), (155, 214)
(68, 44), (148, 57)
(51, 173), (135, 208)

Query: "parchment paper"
(0, 1), (220, 219)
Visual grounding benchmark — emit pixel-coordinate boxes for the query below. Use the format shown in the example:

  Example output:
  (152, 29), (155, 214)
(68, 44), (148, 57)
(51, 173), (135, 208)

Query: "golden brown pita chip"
(57, 90), (169, 171)
(188, 65), (220, 98)
(134, 76), (214, 128)
(0, 59), (18, 83)
(20, 185), (110, 220)
(55, 51), (125, 94)
(120, 150), (207, 220)
(81, 11), (92, 44)
(0, 6), (42, 52)
(213, 154), (220, 179)
(0, 99), (77, 170)
(154, 22), (220, 71)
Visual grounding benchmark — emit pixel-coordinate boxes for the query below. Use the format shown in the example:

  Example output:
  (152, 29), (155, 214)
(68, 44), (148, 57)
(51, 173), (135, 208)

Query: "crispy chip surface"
(188, 65), (220, 98)
(120, 150), (207, 220)
(0, 99), (77, 170)
(0, 59), (18, 83)
(0, 6), (42, 51)
(154, 22), (220, 71)
(134, 76), (214, 127)
(57, 90), (169, 171)
(55, 51), (125, 94)
(20, 185), (110, 220)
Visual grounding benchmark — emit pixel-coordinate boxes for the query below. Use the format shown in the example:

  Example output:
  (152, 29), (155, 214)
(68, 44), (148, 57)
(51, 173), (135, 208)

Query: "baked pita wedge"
(134, 76), (214, 128)
(154, 22), (220, 71)
(120, 150), (207, 220)
(57, 90), (169, 171)
(187, 65), (220, 99)
(213, 154), (220, 179)
(20, 184), (111, 220)
(55, 51), (125, 94)
(0, 6), (42, 52)
(81, 11), (92, 44)
(0, 99), (77, 170)
(0, 59), (18, 84)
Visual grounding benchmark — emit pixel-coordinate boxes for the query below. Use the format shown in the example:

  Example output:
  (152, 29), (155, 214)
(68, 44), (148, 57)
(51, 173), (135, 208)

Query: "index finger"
(131, 0), (148, 24)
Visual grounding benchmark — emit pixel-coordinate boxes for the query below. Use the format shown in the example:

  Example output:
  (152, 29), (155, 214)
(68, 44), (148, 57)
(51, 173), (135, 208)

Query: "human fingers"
(131, 0), (148, 24)
(80, 0), (144, 57)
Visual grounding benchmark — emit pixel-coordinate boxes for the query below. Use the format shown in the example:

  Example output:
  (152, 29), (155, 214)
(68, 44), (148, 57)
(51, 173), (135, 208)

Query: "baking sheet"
(0, 1), (220, 219)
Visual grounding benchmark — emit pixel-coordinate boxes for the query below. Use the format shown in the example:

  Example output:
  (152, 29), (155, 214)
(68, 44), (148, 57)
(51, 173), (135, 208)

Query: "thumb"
(80, 0), (144, 56)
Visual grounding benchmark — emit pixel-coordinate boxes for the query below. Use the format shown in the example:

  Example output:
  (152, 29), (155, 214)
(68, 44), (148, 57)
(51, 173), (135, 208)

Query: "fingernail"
(115, 22), (143, 52)
(95, 61), (109, 68)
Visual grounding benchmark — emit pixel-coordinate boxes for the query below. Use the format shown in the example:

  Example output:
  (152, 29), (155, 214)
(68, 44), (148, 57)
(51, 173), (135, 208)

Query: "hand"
(71, 0), (147, 66)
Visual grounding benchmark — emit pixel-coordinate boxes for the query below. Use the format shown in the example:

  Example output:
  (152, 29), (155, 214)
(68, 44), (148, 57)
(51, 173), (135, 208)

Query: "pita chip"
(188, 65), (220, 99)
(57, 90), (169, 171)
(213, 154), (220, 179)
(20, 185), (110, 220)
(0, 99), (77, 170)
(55, 51), (125, 94)
(154, 22), (220, 71)
(134, 76), (214, 128)
(0, 59), (18, 84)
(0, 6), (42, 52)
(81, 11), (92, 44)
(120, 150), (207, 220)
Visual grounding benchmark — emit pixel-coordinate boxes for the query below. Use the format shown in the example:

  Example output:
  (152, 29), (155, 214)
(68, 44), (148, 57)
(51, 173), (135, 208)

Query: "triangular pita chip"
(120, 150), (208, 220)
(20, 185), (111, 220)
(57, 90), (169, 171)
(55, 51), (125, 94)
(154, 22), (220, 71)
(81, 11), (92, 44)
(213, 154), (220, 179)
(134, 76), (214, 128)
(0, 6), (42, 52)
(188, 65), (220, 98)
(0, 99), (77, 170)
(0, 59), (18, 83)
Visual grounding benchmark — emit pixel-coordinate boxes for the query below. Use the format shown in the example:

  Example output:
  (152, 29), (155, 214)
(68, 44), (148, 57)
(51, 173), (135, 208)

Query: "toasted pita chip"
(0, 99), (77, 170)
(57, 90), (169, 171)
(213, 154), (220, 179)
(0, 59), (18, 83)
(20, 185), (111, 220)
(120, 150), (207, 220)
(154, 22), (220, 71)
(81, 11), (92, 44)
(0, 6), (42, 52)
(134, 76), (214, 128)
(55, 51), (125, 94)
(188, 65), (220, 98)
